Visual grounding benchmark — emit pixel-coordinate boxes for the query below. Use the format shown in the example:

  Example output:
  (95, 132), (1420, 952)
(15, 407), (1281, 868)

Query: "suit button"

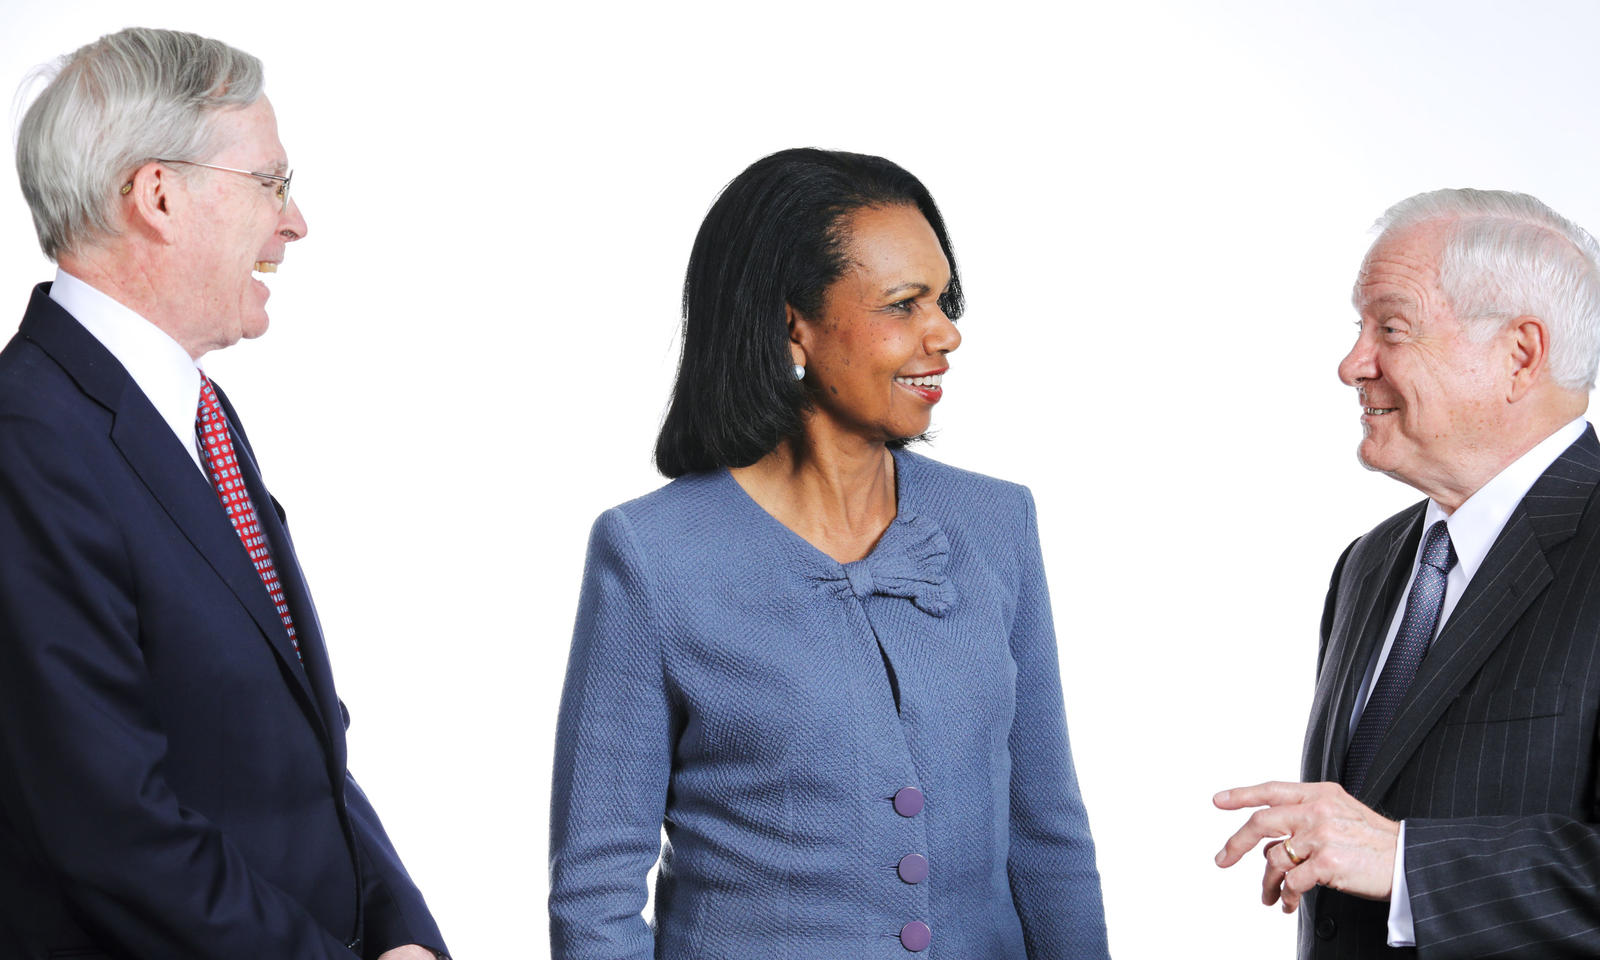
(893, 786), (924, 817)
(1315, 915), (1337, 940)
(897, 853), (928, 884)
(900, 920), (931, 952)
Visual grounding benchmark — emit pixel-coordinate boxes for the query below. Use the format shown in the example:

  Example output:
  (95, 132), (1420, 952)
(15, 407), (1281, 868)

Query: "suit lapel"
(19, 288), (328, 739)
(1315, 514), (1421, 782)
(1354, 430), (1600, 804)
(261, 492), (347, 768)
(214, 384), (345, 763)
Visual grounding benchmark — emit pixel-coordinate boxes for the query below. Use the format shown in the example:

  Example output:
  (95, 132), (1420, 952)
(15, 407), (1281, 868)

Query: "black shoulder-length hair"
(653, 147), (964, 478)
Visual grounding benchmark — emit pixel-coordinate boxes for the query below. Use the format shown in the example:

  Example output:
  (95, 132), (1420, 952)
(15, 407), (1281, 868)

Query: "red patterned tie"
(196, 375), (302, 664)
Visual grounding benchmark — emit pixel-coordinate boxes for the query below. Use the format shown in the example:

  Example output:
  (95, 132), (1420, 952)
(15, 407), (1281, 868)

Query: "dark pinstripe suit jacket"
(1300, 427), (1600, 960)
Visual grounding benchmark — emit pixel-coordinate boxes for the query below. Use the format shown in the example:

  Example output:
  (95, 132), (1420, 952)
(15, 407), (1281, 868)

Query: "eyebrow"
(882, 282), (932, 299)
(883, 280), (958, 301)
(1360, 292), (1417, 312)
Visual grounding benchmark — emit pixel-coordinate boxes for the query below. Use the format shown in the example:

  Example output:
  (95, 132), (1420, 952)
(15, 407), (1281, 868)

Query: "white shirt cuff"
(1386, 820), (1415, 947)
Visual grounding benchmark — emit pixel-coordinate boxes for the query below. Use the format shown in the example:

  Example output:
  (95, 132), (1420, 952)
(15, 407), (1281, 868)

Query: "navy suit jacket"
(1300, 428), (1600, 959)
(0, 285), (446, 959)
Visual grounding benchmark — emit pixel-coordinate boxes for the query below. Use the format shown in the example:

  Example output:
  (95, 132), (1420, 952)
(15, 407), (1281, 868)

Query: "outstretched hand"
(1214, 780), (1400, 912)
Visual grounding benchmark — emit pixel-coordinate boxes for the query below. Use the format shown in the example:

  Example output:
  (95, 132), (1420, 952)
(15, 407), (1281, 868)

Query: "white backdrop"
(5, 2), (1599, 956)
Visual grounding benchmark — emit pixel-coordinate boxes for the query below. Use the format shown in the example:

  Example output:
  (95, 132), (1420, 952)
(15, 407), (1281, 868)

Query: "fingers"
(1213, 780), (1314, 810)
(1277, 837), (1315, 912)
(1281, 874), (1304, 913)
(1216, 805), (1297, 867)
(1261, 840), (1288, 906)
(1217, 779), (1399, 909)
(1282, 850), (1323, 901)
(1280, 840), (1328, 913)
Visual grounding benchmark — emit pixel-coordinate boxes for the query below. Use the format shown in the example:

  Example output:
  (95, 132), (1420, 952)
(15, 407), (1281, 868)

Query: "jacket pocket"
(1444, 681), (1566, 724)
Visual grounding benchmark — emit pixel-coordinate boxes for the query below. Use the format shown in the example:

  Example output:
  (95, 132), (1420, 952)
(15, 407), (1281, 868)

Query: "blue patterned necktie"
(1342, 520), (1456, 796)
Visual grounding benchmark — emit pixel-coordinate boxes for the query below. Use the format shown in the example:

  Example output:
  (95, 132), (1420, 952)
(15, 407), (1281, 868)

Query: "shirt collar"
(1425, 416), (1589, 581)
(49, 269), (205, 472)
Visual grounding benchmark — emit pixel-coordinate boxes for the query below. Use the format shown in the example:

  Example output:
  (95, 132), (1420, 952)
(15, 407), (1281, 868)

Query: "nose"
(926, 307), (961, 356)
(1338, 325), (1376, 387)
(279, 197), (308, 242)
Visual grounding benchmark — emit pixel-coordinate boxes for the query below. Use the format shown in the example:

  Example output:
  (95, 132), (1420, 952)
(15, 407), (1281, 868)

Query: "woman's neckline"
(720, 448), (915, 567)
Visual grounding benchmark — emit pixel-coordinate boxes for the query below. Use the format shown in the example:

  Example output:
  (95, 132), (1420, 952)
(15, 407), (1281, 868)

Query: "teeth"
(254, 261), (277, 273)
(895, 374), (944, 388)
(1364, 407), (1396, 415)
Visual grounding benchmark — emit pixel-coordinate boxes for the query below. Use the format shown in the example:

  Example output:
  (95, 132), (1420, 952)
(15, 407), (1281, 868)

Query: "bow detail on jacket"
(811, 512), (956, 617)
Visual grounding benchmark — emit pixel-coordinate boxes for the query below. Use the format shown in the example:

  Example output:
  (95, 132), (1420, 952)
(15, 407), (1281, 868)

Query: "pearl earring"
(792, 364), (806, 381)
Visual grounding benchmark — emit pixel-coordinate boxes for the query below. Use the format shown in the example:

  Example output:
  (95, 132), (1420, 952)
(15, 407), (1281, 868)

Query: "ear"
(1506, 315), (1549, 402)
(786, 302), (810, 369)
(121, 162), (179, 243)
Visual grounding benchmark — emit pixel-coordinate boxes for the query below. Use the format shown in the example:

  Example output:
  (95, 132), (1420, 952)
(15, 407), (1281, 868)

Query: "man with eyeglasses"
(0, 28), (449, 960)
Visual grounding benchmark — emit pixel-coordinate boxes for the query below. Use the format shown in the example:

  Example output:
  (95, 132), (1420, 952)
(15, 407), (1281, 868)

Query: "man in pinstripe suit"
(1216, 188), (1600, 958)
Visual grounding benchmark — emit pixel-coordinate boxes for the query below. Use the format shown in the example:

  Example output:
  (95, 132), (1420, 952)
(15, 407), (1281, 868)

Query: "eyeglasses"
(154, 159), (294, 212)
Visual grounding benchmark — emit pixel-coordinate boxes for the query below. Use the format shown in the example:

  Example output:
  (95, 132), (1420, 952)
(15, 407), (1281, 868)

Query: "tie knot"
(1420, 520), (1455, 574)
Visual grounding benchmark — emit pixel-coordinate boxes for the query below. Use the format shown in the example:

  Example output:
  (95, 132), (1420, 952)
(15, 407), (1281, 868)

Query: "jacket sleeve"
(0, 413), (359, 959)
(345, 769), (450, 959)
(1318, 538), (1360, 675)
(549, 508), (677, 960)
(1004, 488), (1111, 959)
(1403, 816), (1600, 955)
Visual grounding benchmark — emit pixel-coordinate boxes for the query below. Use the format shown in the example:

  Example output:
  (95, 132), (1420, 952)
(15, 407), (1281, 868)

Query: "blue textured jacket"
(550, 450), (1108, 959)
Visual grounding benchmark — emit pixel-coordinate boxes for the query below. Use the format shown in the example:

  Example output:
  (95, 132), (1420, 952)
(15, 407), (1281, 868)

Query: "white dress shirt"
(48, 269), (207, 474)
(1346, 416), (1588, 946)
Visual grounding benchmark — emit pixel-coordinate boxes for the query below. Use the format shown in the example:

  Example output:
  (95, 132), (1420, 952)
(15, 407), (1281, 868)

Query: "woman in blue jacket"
(550, 148), (1109, 959)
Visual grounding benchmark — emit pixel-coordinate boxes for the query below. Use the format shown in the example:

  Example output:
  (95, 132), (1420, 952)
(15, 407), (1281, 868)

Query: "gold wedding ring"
(1284, 836), (1307, 865)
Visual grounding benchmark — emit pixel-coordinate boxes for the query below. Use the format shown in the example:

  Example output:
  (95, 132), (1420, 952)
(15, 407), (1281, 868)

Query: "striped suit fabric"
(1299, 427), (1600, 959)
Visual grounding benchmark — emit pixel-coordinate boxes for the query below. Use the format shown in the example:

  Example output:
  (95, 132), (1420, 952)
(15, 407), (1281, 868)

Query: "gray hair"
(14, 27), (263, 261)
(1372, 188), (1600, 390)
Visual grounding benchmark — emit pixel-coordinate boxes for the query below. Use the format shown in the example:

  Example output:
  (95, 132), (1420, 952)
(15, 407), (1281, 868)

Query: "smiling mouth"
(895, 374), (943, 389)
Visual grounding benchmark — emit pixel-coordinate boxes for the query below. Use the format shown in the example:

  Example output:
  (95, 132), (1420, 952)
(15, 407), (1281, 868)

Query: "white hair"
(14, 27), (263, 261)
(1372, 188), (1600, 390)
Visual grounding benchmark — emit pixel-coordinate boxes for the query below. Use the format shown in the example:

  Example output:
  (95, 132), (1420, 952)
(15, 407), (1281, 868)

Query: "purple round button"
(900, 920), (931, 952)
(893, 786), (924, 817)
(897, 853), (929, 884)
